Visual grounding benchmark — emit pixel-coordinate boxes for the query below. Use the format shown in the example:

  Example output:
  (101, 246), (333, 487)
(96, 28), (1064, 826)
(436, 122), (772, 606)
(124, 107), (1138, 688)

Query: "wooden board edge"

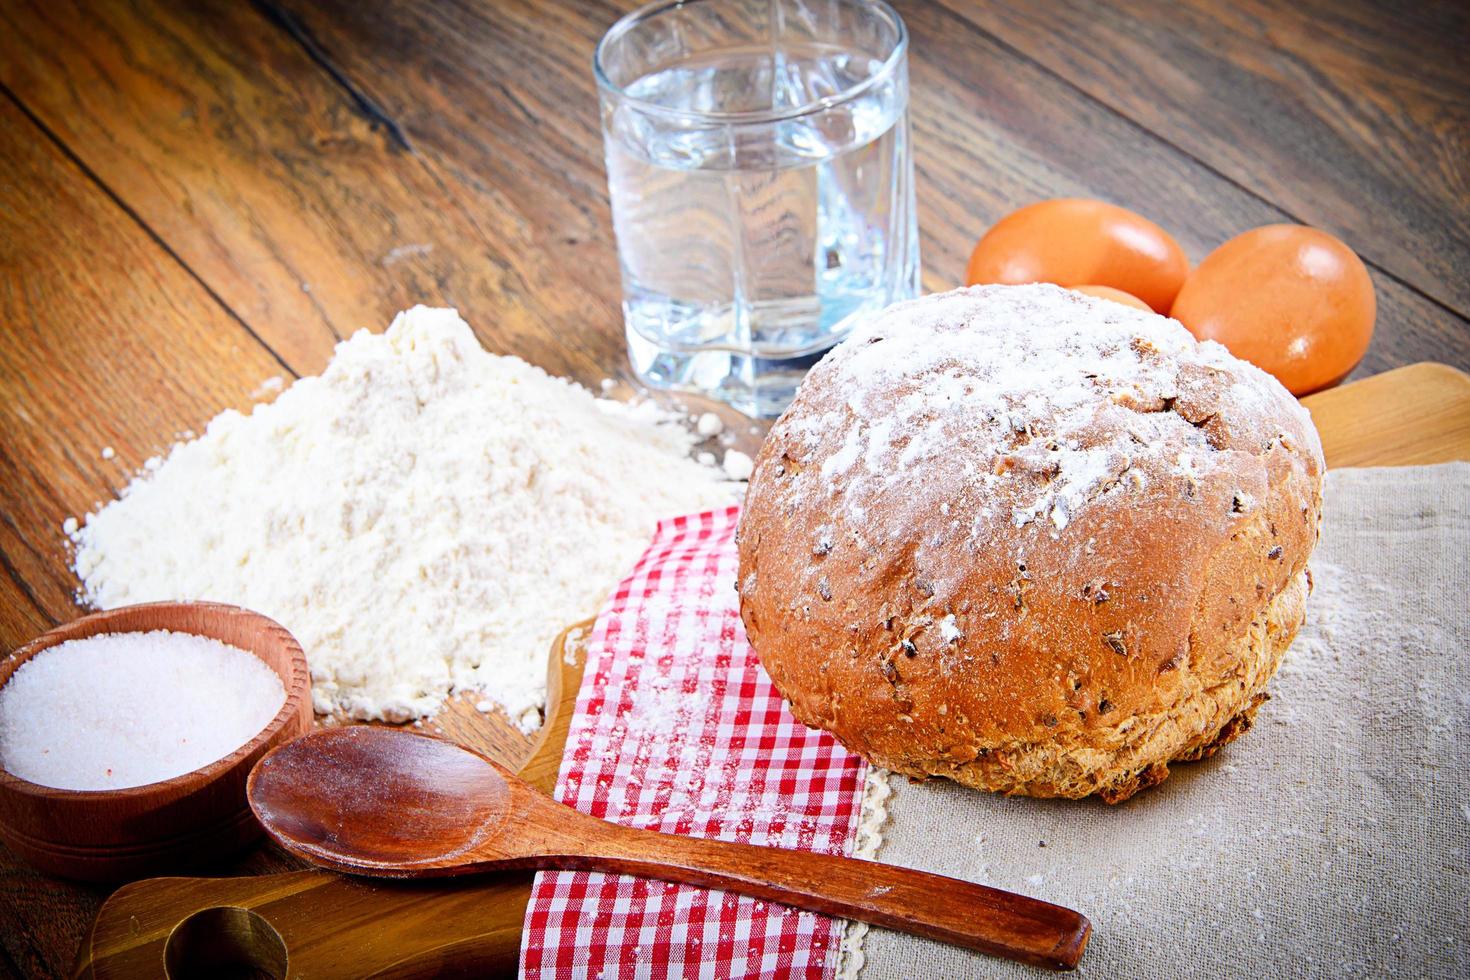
(1305, 361), (1470, 467)
(518, 619), (593, 793)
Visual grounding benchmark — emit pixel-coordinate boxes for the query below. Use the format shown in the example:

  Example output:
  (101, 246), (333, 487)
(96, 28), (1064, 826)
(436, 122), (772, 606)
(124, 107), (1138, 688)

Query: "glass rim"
(593, 0), (908, 125)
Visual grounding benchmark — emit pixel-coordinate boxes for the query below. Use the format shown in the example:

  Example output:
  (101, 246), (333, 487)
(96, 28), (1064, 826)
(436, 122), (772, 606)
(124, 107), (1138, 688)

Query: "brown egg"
(1170, 225), (1376, 396)
(966, 199), (1189, 312)
(1071, 284), (1153, 312)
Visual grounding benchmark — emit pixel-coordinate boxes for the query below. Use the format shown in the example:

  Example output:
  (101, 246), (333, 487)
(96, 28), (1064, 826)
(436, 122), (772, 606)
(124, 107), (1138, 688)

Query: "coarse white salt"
(0, 630), (285, 791)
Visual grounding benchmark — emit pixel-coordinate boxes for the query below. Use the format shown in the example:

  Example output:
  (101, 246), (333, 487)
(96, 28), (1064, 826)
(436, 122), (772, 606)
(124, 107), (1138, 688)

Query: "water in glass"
(600, 6), (918, 417)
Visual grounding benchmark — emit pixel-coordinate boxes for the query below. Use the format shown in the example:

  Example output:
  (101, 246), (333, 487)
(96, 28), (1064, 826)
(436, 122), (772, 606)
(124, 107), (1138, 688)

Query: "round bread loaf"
(737, 284), (1324, 802)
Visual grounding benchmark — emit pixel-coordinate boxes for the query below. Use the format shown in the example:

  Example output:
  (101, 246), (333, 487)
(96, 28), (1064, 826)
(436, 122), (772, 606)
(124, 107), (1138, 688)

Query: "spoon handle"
(553, 818), (1091, 971)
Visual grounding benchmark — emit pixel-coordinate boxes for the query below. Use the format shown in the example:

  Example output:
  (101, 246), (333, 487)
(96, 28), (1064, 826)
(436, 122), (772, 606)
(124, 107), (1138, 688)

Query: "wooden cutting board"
(71, 362), (1470, 979)
(72, 620), (594, 980)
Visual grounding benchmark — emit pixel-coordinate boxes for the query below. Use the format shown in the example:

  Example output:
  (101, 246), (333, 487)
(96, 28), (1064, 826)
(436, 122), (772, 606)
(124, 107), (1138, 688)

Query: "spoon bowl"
(249, 727), (514, 872)
(249, 728), (1092, 970)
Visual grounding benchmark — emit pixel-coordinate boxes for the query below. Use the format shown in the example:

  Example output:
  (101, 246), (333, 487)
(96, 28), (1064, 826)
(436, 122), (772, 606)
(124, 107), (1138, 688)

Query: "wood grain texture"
(936, 0), (1470, 318)
(0, 78), (546, 976)
(0, 0), (623, 385)
(1302, 363), (1470, 468)
(267, 0), (1468, 378)
(2, 0), (1461, 394)
(73, 621), (591, 980)
(0, 92), (294, 980)
(892, 0), (1468, 375)
(0, 95), (288, 636)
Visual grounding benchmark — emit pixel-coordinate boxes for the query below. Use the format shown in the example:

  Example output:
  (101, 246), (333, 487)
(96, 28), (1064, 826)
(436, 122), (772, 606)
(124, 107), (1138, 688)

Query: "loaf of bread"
(737, 284), (1324, 802)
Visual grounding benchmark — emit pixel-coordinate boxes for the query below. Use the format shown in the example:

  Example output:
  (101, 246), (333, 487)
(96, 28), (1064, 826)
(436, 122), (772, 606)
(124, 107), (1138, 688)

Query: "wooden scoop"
(247, 727), (1091, 971)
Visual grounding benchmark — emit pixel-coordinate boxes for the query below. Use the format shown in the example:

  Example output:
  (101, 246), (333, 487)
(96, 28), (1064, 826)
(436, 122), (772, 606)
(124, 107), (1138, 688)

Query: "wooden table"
(0, 0), (1465, 975)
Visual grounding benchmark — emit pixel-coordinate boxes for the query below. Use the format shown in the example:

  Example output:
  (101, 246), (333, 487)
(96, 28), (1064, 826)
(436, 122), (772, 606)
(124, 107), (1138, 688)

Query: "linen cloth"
(852, 464), (1470, 979)
(520, 505), (868, 980)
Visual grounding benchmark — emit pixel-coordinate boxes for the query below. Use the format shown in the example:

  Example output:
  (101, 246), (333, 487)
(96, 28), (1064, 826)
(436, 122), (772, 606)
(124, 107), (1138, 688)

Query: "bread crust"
(737, 285), (1324, 802)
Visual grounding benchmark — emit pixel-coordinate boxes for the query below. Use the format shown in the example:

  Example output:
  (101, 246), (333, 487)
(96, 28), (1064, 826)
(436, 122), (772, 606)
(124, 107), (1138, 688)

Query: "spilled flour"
(67, 307), (739, 729)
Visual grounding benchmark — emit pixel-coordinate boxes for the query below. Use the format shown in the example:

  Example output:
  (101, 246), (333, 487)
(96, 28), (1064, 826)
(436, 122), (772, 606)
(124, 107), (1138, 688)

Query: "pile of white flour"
(68, 307), (738, 729)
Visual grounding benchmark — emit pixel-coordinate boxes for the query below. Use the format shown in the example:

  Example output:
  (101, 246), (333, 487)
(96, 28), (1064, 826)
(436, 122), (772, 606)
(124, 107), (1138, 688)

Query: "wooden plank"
(0, 97), (294, 653)
(0, 59), (552, 979)
(0, 8), (620, 971)
(936, 0), (1470, 319)
(2, 0), (1461, 390)
(894, 0), (1469, 377)
(265, 0), (1466, 381)
(0, 93), (298, 980)
(1303, 363), (1470, 469)
(0, 0), (624, 386)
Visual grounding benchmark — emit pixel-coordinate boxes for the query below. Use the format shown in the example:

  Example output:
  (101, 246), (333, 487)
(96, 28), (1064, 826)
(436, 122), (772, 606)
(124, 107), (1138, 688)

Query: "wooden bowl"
(0, 602), (312, 881)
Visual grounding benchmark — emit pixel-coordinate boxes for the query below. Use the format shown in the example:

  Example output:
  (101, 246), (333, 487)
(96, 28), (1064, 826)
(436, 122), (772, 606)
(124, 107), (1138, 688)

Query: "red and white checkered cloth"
(520, 506), (869, 980)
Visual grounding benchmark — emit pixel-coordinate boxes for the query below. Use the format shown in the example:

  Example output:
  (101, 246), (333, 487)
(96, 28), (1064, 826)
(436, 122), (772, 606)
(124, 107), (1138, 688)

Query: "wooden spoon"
(247, 728), (1091, 971)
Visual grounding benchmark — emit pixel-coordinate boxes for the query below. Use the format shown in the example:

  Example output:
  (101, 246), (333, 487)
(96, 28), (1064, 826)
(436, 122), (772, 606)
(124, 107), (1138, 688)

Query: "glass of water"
(596, 0), (919, 418)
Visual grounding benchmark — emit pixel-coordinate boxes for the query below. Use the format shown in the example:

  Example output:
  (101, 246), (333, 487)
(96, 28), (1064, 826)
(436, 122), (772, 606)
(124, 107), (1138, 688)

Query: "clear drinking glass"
(595, 0), (919, 418)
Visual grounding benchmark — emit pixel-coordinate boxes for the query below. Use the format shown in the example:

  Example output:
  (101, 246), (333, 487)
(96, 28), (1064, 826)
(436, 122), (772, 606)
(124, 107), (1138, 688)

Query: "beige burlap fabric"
(849, 464), (1469, 979)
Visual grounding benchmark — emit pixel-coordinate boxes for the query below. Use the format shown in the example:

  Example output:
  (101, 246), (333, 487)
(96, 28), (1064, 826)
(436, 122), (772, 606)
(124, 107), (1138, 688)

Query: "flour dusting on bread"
(738, 284), (1325, 802)
(784, 284), (1316, 557)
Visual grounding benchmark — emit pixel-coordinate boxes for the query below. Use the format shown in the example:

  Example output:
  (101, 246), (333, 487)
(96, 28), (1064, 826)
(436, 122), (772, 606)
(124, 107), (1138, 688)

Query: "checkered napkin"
(520, 506), (869, 980)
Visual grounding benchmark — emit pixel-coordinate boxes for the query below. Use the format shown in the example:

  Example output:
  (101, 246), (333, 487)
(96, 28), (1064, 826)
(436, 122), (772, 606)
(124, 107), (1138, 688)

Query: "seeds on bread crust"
(737, 284), (1325, 802)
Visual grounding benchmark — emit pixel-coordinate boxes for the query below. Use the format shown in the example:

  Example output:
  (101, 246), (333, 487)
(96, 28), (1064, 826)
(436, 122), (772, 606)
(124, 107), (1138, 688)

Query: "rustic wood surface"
(0, 0), (1466, 974)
